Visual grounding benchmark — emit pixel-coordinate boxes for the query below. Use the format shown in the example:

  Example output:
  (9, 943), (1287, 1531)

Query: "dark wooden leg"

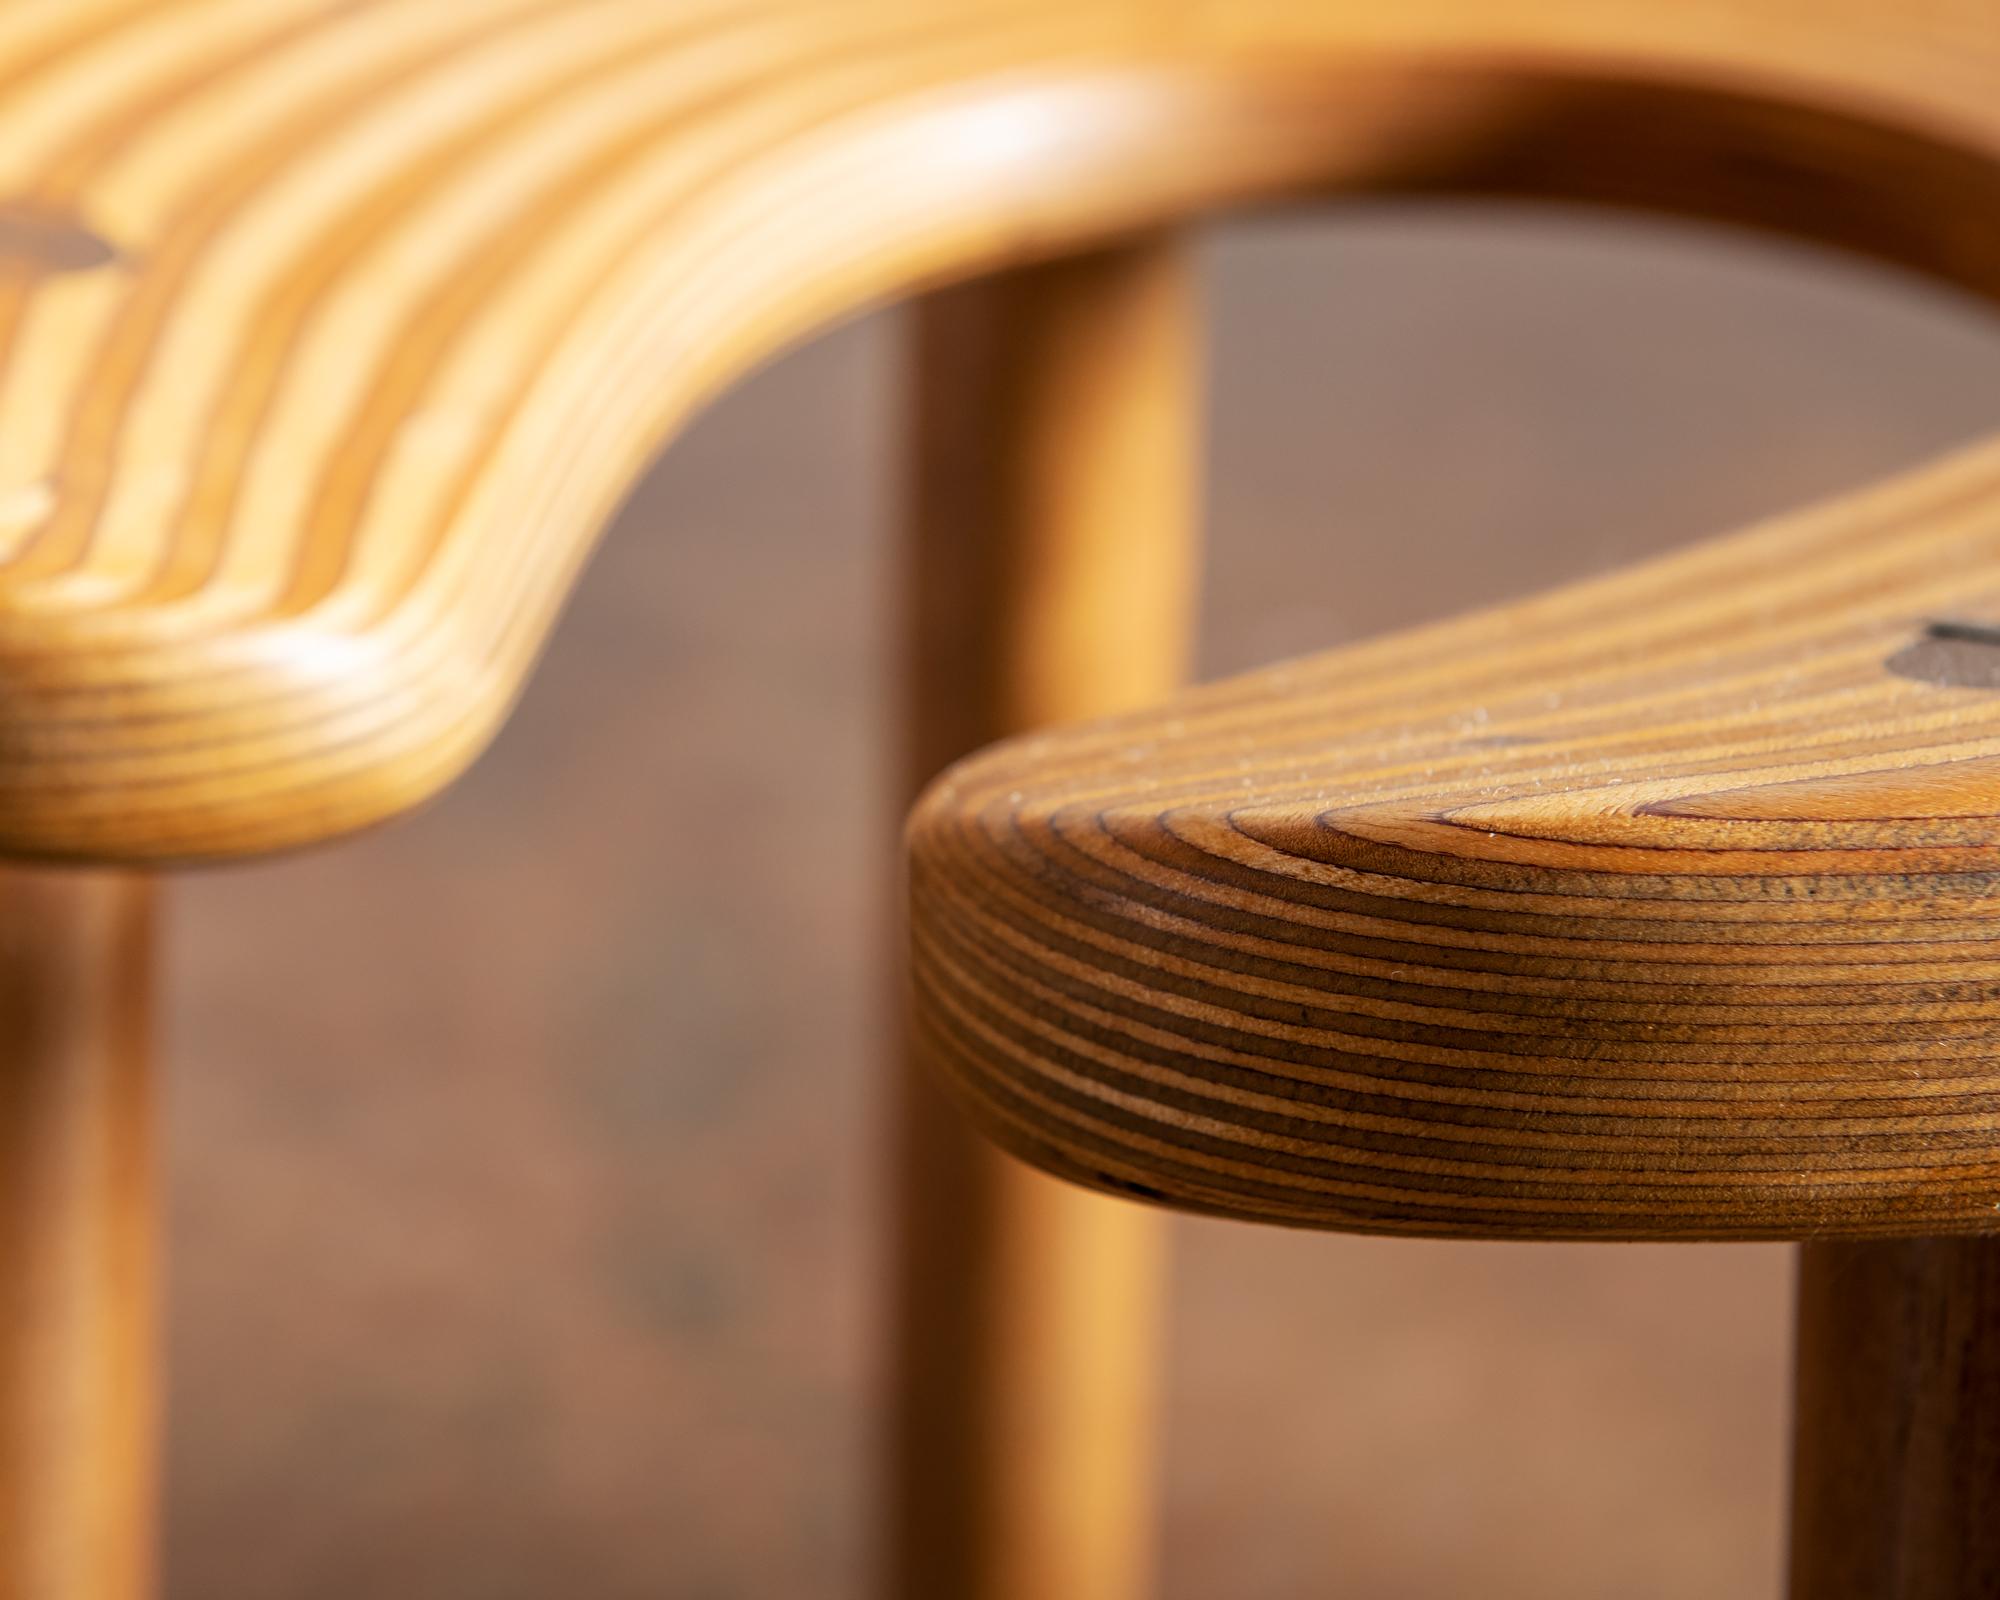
(891, 235), (1196, 1600)
(1790, 1238), (2000, 1600)
(0, 868), (155, 1600)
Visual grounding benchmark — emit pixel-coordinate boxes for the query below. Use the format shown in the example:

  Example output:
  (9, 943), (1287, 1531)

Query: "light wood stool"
(1, 3), (1995, 1597)
(909, 13), (2000, 1598)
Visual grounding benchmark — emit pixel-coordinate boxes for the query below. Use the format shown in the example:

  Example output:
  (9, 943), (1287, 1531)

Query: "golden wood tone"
(0, 869), (153, 1600)
(1791, 1240), (2000, 1599)
(894, 242), (1193, 1600)
(7, 0), (2000, 860)
(3, 1), (2000, 1596)
(910, 461), (2000, 1240)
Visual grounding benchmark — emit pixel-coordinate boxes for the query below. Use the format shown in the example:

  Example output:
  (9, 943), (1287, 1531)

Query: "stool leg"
(1789, 1238), (2000, 1599)
(892, 236), (1197, 1600)
(0, 868), (156, 1600)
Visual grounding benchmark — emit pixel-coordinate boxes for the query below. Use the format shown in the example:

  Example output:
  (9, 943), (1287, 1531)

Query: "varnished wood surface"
(6, 0), (2000, 858)
(891, 240), (1192, 1600)
(1789, 1239), (2000, 1599)
(0, 867), (153, 1600)
(910, 447), (2000, 1240)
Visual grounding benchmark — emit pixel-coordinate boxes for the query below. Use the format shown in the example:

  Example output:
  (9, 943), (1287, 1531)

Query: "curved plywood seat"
(0, 0), (1997, 859)
(910, 454), (2000, 1240)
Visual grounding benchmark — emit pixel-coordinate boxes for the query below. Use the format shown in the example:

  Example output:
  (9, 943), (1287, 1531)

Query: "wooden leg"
(0, 869), (155, 1600)
(891, 236), (1197, 1600)
(1789, 1239), (2000, 1600)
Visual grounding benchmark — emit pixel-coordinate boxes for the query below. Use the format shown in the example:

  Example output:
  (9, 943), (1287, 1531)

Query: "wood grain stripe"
(911, 438), (2000, 1236)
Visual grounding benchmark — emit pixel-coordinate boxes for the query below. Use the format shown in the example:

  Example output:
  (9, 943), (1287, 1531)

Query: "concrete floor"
(163, 204), (2000, 1599)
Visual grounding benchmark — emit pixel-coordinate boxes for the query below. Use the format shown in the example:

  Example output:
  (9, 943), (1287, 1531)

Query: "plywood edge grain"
(908, 440), (2000, 1240)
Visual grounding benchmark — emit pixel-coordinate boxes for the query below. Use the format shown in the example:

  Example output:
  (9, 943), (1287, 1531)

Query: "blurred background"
(160, 203), (2000, 1599)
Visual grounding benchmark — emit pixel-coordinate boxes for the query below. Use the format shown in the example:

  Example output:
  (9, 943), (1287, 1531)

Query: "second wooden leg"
(1789, 1238), (2000, 1600)
(0, 868), (156, 1600)
(891, 237), (1198, 1600)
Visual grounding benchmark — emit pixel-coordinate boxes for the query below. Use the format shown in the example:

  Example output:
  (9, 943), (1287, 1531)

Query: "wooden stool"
(908, 16), (2000, 1597)
(0, 3), (1994, 1596)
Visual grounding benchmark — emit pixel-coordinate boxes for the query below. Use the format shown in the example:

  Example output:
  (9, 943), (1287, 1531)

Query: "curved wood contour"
(2, 1), (2000, 857)
(910, 453), (2000, 1240)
